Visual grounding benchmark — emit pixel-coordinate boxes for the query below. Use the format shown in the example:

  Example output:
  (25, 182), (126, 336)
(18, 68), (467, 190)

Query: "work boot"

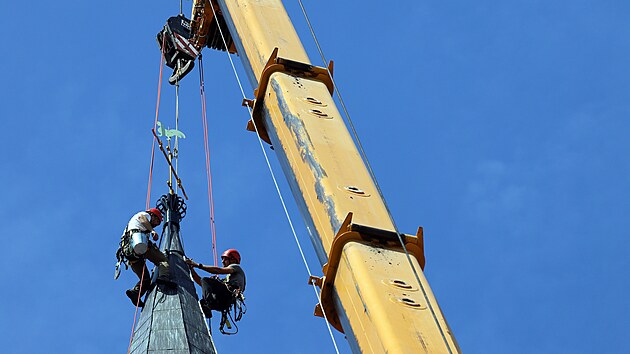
(199, 299), (213, 318)
(126, 289), (145, 307)
(168, 59), (195, 85)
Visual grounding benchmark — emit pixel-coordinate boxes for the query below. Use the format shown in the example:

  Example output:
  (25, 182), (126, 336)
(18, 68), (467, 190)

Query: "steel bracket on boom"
(242, 47), (334, 144)
(308, 213), (426, 333)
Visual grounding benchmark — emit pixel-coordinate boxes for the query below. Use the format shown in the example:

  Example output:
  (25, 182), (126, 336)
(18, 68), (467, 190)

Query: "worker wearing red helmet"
(186, 249), (246, 318)
(120, 208), (171, 307)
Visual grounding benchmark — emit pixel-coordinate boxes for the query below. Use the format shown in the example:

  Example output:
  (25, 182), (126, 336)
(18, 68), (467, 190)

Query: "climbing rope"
(198, 55), (219, 266)
(146, 35), (167, 211)
(128, 35), (167, 354)
(206, 2), (341, 352)
(126, 266), (146, 354)
(294, 2), (454, 352)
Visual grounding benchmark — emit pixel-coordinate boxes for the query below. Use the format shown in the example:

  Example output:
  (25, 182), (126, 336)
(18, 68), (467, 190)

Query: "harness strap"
(127, 229), (149, 234)
(219, 291), (246, 335)
(114, 228), (144, 278)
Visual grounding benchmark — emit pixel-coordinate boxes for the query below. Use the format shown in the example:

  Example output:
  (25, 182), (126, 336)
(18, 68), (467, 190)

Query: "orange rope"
(128, 35), (166, 353)
(198, 55), (219, 266)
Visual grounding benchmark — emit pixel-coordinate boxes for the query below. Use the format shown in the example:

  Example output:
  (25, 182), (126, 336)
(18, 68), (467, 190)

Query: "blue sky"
(1, 0), (629, 353)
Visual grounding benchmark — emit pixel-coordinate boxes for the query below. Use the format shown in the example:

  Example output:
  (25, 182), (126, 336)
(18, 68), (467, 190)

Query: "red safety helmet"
(221, 249), (241, 264)
(147, 208), (163, 223)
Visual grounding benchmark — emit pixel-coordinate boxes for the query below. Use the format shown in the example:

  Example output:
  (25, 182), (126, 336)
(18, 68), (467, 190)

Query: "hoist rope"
(198, 55), (219, 266)
(174, 80), (181, 195)
(145, 35), (167, 211)
(206, 2), (340, 352)
(295, 2), (454, 352)
(129, 35), (167, 353)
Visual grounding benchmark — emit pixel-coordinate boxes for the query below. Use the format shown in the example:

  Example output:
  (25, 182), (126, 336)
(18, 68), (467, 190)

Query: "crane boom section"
(215, 0), (460, 352)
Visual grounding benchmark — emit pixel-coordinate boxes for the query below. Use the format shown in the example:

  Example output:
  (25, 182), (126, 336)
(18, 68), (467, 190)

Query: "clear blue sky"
(1, 1), (628, 353)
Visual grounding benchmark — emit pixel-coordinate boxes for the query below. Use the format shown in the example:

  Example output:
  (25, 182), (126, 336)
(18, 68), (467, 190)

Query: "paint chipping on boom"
(271, 78), (341, 233)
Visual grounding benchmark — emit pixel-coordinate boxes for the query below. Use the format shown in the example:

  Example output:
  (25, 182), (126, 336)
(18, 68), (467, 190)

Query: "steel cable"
(206, 2), (341, 352)
(128, 33), (169, 353)
(294, 1), (454, 352)
(198, 55), (220, 266)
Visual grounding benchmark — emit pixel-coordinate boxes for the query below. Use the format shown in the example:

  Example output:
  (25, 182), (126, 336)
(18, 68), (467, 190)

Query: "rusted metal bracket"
(307, 213), (426, 333)
(242, 47), (334, 144)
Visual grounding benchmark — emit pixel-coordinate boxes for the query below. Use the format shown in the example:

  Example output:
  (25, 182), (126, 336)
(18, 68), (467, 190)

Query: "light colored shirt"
(127, 211), (151, 232)
(226, 264), (246, 292)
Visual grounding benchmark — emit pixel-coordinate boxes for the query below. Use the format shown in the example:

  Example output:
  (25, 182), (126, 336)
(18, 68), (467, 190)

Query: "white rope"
(294, 1), (454, 352)
(206, 3), (341, 353)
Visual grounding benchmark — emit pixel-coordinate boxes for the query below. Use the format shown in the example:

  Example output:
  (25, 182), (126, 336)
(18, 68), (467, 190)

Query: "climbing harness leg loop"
(219, 293), (246, 335)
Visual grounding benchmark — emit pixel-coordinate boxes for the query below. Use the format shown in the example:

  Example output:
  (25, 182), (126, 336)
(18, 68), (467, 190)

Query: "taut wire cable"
(129, 34), (166, 352)
(146, 35), (167, 210)
(174, 79), (180, 194)
(294, 2), (454, 352)
(198, 54), (219, 266)
(206, 2), (340, 352)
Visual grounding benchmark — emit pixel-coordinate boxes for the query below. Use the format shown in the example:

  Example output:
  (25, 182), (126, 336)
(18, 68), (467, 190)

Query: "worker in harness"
(120, 208), (172, 307)
(186, 249), (246, 318)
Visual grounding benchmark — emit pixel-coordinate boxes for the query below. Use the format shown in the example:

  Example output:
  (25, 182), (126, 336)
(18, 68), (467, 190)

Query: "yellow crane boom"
(194, 1), (461, 352)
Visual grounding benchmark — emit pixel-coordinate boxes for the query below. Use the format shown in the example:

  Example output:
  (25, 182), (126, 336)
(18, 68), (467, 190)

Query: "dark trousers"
(129, 242), (170, 296)
(201, 277), (234, 311)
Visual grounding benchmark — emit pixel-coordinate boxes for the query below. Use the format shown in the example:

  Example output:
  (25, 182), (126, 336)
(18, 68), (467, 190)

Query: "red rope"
(127, 266), (146, 353)
(198, 55), (219, 266)
(128, 35), (166, 353)
(146, 35), (167, 210)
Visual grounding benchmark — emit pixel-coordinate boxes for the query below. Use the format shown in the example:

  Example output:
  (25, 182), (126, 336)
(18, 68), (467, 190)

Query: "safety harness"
(219, 289), (246, 335)
(114, 228), (144, 280)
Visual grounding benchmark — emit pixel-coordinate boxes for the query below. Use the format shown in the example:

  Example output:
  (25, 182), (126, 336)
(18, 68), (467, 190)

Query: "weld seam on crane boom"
(207, 2), (341, 352)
